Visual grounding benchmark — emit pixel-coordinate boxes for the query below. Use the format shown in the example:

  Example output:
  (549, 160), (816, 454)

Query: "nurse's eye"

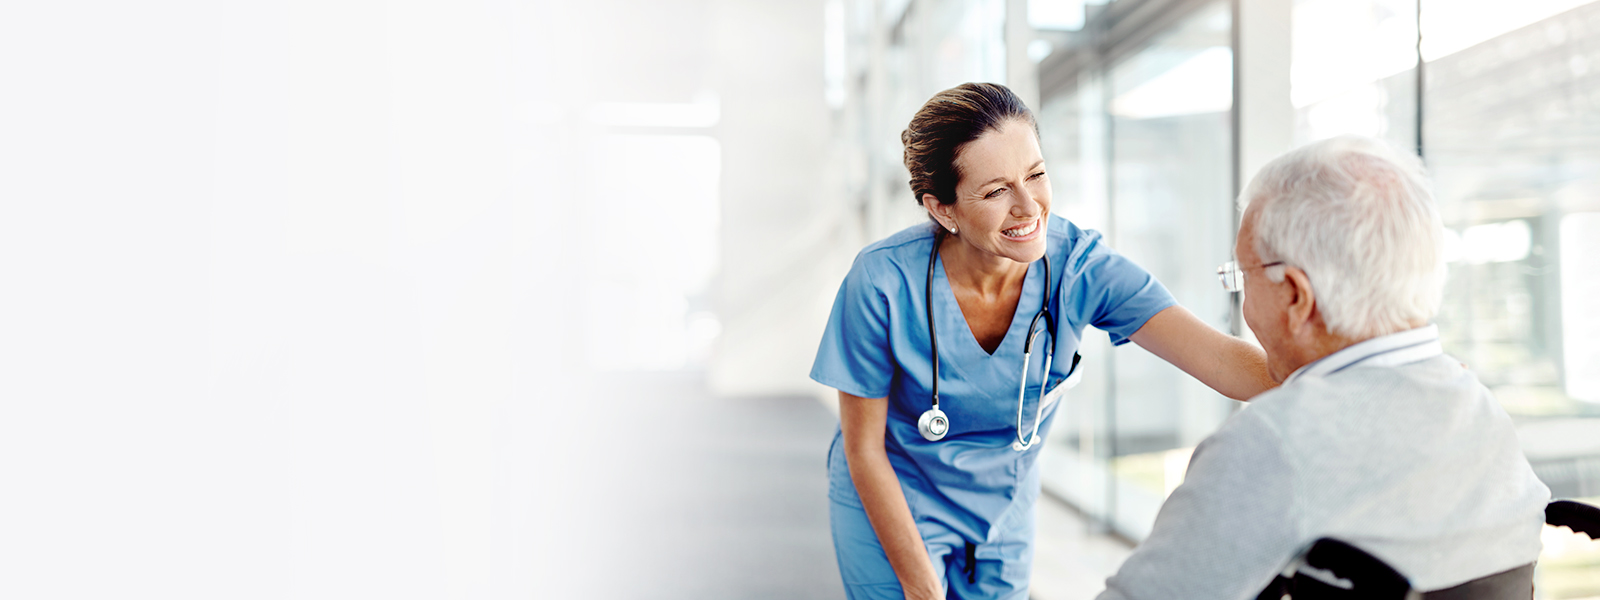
(1029, 172), (1046, 180)
(984, 187), (1006, 199)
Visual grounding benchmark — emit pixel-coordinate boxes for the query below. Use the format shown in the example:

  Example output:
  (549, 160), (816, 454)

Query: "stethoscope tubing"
(1013, 336), (1052, 450)
(923, 228), (1057, 449)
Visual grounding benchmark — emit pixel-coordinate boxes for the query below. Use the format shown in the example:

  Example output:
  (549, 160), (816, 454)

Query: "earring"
(949, 226), (958, 234)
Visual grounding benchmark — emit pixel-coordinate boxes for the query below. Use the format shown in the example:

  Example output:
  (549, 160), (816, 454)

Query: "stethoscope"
(918, 229), (1080, 451)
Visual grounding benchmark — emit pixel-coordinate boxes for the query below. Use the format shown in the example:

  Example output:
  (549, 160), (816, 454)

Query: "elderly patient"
(1096, 136), (1550, 599)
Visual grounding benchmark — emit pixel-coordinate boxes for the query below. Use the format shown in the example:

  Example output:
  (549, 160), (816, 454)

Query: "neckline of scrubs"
(931, 249), (1047, 359)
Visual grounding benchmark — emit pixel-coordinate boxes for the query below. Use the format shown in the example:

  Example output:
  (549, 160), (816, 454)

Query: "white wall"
(0, 1), (845, 598)
(707, 0), (853, 399)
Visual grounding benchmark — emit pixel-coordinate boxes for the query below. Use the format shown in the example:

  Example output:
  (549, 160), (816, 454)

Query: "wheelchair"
(1255, 500), (1600, 600)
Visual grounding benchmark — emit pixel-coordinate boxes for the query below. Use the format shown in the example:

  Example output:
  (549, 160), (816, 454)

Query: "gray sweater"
(1097, 325), (1550, 599)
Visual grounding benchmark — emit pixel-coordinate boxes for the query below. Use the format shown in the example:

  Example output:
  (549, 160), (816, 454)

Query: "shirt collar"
(1281, 324), (1443, 386)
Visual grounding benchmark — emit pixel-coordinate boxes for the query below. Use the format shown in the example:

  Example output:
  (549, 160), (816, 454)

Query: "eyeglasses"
(1216, 260), (1285, 293)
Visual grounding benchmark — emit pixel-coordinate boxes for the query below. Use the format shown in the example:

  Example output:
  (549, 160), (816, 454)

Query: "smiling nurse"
(810, 83), (1276, 600)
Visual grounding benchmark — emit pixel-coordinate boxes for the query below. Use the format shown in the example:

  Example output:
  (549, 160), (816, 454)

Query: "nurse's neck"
(938, 234), (1031, 298)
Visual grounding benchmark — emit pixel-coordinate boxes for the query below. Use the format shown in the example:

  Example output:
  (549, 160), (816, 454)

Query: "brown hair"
(901, 82), (1038, 206)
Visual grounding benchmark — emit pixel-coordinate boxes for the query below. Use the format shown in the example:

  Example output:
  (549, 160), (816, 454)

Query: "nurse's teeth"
(1003, 220), (1038, 237)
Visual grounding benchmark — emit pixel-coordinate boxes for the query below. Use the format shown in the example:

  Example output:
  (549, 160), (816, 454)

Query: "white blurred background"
(1, 1), (844, 598)
(4, 0), (1600, 598)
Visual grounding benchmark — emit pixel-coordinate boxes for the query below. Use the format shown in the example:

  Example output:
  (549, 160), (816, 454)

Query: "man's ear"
(1283, 267), (1318, 339)
(924, 194), (955, 231)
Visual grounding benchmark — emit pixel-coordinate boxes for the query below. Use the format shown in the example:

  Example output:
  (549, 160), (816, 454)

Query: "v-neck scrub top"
(811, 215), (1176, 552)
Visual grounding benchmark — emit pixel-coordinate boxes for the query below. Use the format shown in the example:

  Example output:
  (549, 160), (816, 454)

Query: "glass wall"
(1038, 0), (1600, 552)
(1037, 0), (1235, 539)
(1036, 80), (1119, 524)
(1420, 7), (1600, 590)
(1426, 1), (1600, 421)
(1289, 0), (1418, 148)
(1422, 3), (1600, 592)
(1104, 0), (1235, 539)
(843, 0), (1012, 241)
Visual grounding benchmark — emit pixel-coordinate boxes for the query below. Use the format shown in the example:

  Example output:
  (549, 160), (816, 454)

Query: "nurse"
(811, 82), (1275, 599)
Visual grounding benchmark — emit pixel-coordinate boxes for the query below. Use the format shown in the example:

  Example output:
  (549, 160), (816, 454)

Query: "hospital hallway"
(558, 371), (845, 599)
(544, 371), (1132, 600)
(11, 1), (1600, 598)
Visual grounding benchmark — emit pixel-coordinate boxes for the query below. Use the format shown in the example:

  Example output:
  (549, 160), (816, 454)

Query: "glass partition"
(1101, 0), (1235, 539)
(1422, 2), (1600, 590)
(1038, 80), (1117, 523)
(1039, 0), (1235, 540)
(1424, 0), (1600, 481)
(1290, 0), (1418, 148)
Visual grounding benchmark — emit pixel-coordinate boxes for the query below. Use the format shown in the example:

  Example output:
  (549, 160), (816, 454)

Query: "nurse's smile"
(930, 118), (1053, 270)
(1000, 219), (1040, 240)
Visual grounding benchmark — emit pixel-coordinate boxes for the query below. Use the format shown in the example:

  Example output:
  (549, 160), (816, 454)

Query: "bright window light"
(1110, 46), (1233, 119)
(1440, 227), (1464, 263)
(1421, 0), (1599, 61)
(1162, 447), (1194, 498)
(1304, 85), (1387, 140)
(1561, 212), (1600, 402)
(1028, 39), (1055, 63)
(1461, 220), (1532, 264)
(882, 0), (912, 24)
(1029, 0), (1086, 31)
(824, 0), (846, 109)
(1291, 0), (1418, 109)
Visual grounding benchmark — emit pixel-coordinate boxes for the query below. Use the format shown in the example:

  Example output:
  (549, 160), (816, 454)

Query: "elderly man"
(1096, 136), (1550, 598)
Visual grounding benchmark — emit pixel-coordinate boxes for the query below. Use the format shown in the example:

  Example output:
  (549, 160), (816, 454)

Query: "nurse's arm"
(838, 390), (943, 600)
(1128, 305), (1275, 401)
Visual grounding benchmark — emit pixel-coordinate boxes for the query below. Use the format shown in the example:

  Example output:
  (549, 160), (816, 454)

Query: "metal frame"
(1037, 0), (1220, 99)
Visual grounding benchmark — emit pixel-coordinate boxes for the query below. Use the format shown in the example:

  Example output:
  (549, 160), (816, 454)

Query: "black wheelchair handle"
(1546, 499), (1600, 539)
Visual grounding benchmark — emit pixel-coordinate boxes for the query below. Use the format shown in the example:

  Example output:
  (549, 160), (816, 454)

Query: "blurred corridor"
(540, 372), (845, 599)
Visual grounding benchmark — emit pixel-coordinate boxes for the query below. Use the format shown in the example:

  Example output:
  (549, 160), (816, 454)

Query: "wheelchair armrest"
(1546, 499), (1600, 539)
(1255, 538), (1417, 600)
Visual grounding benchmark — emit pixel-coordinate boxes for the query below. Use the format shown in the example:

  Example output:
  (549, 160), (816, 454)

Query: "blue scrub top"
(810, 215), (1175, 544)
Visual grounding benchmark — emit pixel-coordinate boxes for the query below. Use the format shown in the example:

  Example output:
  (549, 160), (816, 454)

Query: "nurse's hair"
(1241, 135), (1445, 339)
(902, 82), (1037, 206)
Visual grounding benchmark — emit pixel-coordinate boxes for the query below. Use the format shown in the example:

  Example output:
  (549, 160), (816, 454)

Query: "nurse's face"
(928, 119), (1051, 265)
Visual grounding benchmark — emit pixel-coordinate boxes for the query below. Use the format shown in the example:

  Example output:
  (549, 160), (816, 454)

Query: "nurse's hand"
(1129, 305), (1276, 401)
(838, 391), (944, 600)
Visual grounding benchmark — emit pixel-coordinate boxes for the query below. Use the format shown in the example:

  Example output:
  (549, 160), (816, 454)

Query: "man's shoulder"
(1189, 399), (1292, 468)
(1214, 368), (1410, 460)
(1259, 355), (1475, 408)
(1236, 354), (1514, 467)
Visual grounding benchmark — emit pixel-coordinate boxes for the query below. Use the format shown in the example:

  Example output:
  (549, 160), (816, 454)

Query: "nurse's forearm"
(1129, 305), (1276, 401)
(850, 449), (942, 600)
(838, 392), (943, 600)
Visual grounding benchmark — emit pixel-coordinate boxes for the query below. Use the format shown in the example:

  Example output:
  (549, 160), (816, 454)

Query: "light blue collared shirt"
(1281, 324), (1445, 386)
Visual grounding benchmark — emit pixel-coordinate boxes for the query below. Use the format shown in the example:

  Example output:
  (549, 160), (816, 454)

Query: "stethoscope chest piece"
(922, 228), (1061, 451)
(918, 407), (950, 441)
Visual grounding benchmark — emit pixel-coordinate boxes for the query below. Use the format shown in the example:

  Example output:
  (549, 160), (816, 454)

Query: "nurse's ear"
(923, 193), (958, 234)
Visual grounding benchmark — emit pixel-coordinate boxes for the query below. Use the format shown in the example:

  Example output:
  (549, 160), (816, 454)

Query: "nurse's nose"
(1011, 183), (1040, 217)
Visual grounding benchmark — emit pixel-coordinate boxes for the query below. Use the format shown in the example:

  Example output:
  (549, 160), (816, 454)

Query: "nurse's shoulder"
(1048, 214), (1119, 275)
(842, 221), (941, 289)
(1044, 214), (1101, 270)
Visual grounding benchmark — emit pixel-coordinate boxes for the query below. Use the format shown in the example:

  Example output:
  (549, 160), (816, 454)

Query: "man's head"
(1235, 135), (1445, 381)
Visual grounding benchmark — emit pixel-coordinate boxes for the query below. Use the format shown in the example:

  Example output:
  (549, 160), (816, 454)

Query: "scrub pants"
(829, 498), (1035, 599)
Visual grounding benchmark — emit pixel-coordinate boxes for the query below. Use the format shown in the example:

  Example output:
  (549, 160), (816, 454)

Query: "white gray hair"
(1240, 135), (1444, 339)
